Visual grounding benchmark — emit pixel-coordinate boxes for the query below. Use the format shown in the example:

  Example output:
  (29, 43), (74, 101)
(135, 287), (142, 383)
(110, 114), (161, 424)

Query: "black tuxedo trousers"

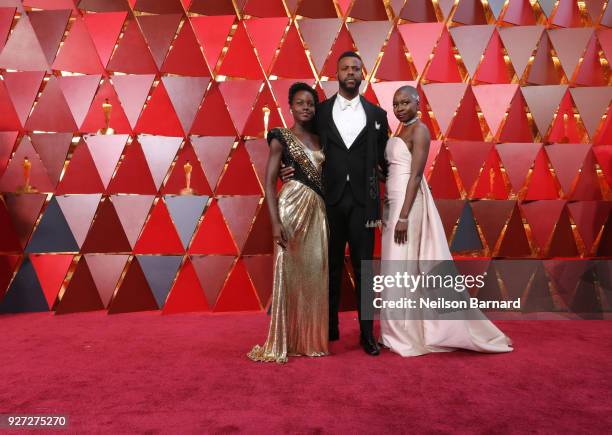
(326, 182), (375, 339)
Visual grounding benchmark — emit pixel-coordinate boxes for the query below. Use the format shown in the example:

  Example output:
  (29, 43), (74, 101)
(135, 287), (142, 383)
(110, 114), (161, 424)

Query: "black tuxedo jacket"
(315, 94), (389, 206)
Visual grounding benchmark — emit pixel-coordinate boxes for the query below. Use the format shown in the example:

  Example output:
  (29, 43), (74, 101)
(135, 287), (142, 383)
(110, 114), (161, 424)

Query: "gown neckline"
(390, 135), (413, 155)
(288, 128), (323, 154)
(287, 129), (323, 169)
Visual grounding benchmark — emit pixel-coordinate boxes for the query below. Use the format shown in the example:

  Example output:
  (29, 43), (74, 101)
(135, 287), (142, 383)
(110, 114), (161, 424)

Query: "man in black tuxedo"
(283, 52), (389, 355)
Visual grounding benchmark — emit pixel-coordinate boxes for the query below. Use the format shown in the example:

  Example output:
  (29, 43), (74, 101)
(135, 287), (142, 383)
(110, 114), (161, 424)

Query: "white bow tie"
(339, 98), (358, 111)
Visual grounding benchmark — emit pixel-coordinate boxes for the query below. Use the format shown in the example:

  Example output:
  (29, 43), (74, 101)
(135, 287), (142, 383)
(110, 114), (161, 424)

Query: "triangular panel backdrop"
(0, 0), (611, 315)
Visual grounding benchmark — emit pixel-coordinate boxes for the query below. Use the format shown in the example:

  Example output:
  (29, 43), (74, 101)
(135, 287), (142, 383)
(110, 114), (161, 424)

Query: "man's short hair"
(337, 51), (363, 65)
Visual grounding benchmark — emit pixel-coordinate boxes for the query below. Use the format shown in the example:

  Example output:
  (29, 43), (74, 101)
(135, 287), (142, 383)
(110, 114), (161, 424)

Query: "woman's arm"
(394, 125), (430, 244)
(265, 138), (288, 248)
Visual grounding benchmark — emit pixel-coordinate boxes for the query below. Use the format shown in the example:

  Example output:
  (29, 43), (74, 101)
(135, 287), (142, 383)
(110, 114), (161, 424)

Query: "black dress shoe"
(329, 329), (339, 341)
(360, 335), (380, 356)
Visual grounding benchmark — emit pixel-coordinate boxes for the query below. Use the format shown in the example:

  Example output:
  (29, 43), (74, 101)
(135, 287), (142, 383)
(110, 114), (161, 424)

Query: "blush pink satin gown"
(380, 136), (513, 357)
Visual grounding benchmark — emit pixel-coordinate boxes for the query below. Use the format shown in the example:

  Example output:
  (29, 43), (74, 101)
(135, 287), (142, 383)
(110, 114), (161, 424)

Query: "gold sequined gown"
(248, 128), (329, 363)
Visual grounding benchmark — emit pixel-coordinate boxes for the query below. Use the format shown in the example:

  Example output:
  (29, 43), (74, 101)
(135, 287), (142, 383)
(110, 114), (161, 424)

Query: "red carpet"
(2, 311), (611, 433)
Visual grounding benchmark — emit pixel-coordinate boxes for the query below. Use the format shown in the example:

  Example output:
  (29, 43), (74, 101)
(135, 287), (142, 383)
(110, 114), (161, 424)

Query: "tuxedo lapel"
(361, 96), (375, 131)
(349, 96), (375, 147)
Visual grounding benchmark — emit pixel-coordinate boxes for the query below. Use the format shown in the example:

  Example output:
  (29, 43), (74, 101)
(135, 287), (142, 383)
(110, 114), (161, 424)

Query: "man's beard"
(339, 78), (361, 93)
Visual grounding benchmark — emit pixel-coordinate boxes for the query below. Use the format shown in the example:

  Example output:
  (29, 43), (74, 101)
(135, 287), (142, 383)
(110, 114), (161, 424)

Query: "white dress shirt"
(332, 94), (367, 149)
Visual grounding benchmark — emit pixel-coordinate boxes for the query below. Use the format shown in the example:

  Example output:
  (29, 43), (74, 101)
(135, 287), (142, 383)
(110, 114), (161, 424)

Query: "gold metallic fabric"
(248, 131), (329, 363)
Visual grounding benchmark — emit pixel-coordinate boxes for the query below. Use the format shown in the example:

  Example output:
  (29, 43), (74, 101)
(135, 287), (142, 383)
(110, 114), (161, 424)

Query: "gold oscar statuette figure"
(262, 105), (271, 137)
(17, 156), (37, 193)
(180, 160), (195, 195)
(560, 113), (569, 143)
(487, 167), (495, 199)
(98, 98), (115, 135)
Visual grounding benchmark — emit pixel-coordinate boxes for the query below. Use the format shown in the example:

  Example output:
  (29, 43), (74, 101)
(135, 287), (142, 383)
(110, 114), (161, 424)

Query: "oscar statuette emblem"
(179, 160), (195, 195)
(97, 98), (115, 135)
(17, 156), (38, 193)
(262, 105), (271, 137)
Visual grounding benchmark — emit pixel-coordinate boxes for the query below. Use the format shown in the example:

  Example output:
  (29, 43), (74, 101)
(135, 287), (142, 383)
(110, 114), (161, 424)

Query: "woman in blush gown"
(248, 83), (328, 363)
(379, 85), (513, 357)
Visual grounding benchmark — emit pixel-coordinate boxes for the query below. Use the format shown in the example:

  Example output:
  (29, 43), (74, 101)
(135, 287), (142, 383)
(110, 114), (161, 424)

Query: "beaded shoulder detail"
(268, 128), (324, 196)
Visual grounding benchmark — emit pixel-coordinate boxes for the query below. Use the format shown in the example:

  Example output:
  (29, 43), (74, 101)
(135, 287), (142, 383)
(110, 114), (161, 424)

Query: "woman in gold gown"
(248, 83), (329, 363)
